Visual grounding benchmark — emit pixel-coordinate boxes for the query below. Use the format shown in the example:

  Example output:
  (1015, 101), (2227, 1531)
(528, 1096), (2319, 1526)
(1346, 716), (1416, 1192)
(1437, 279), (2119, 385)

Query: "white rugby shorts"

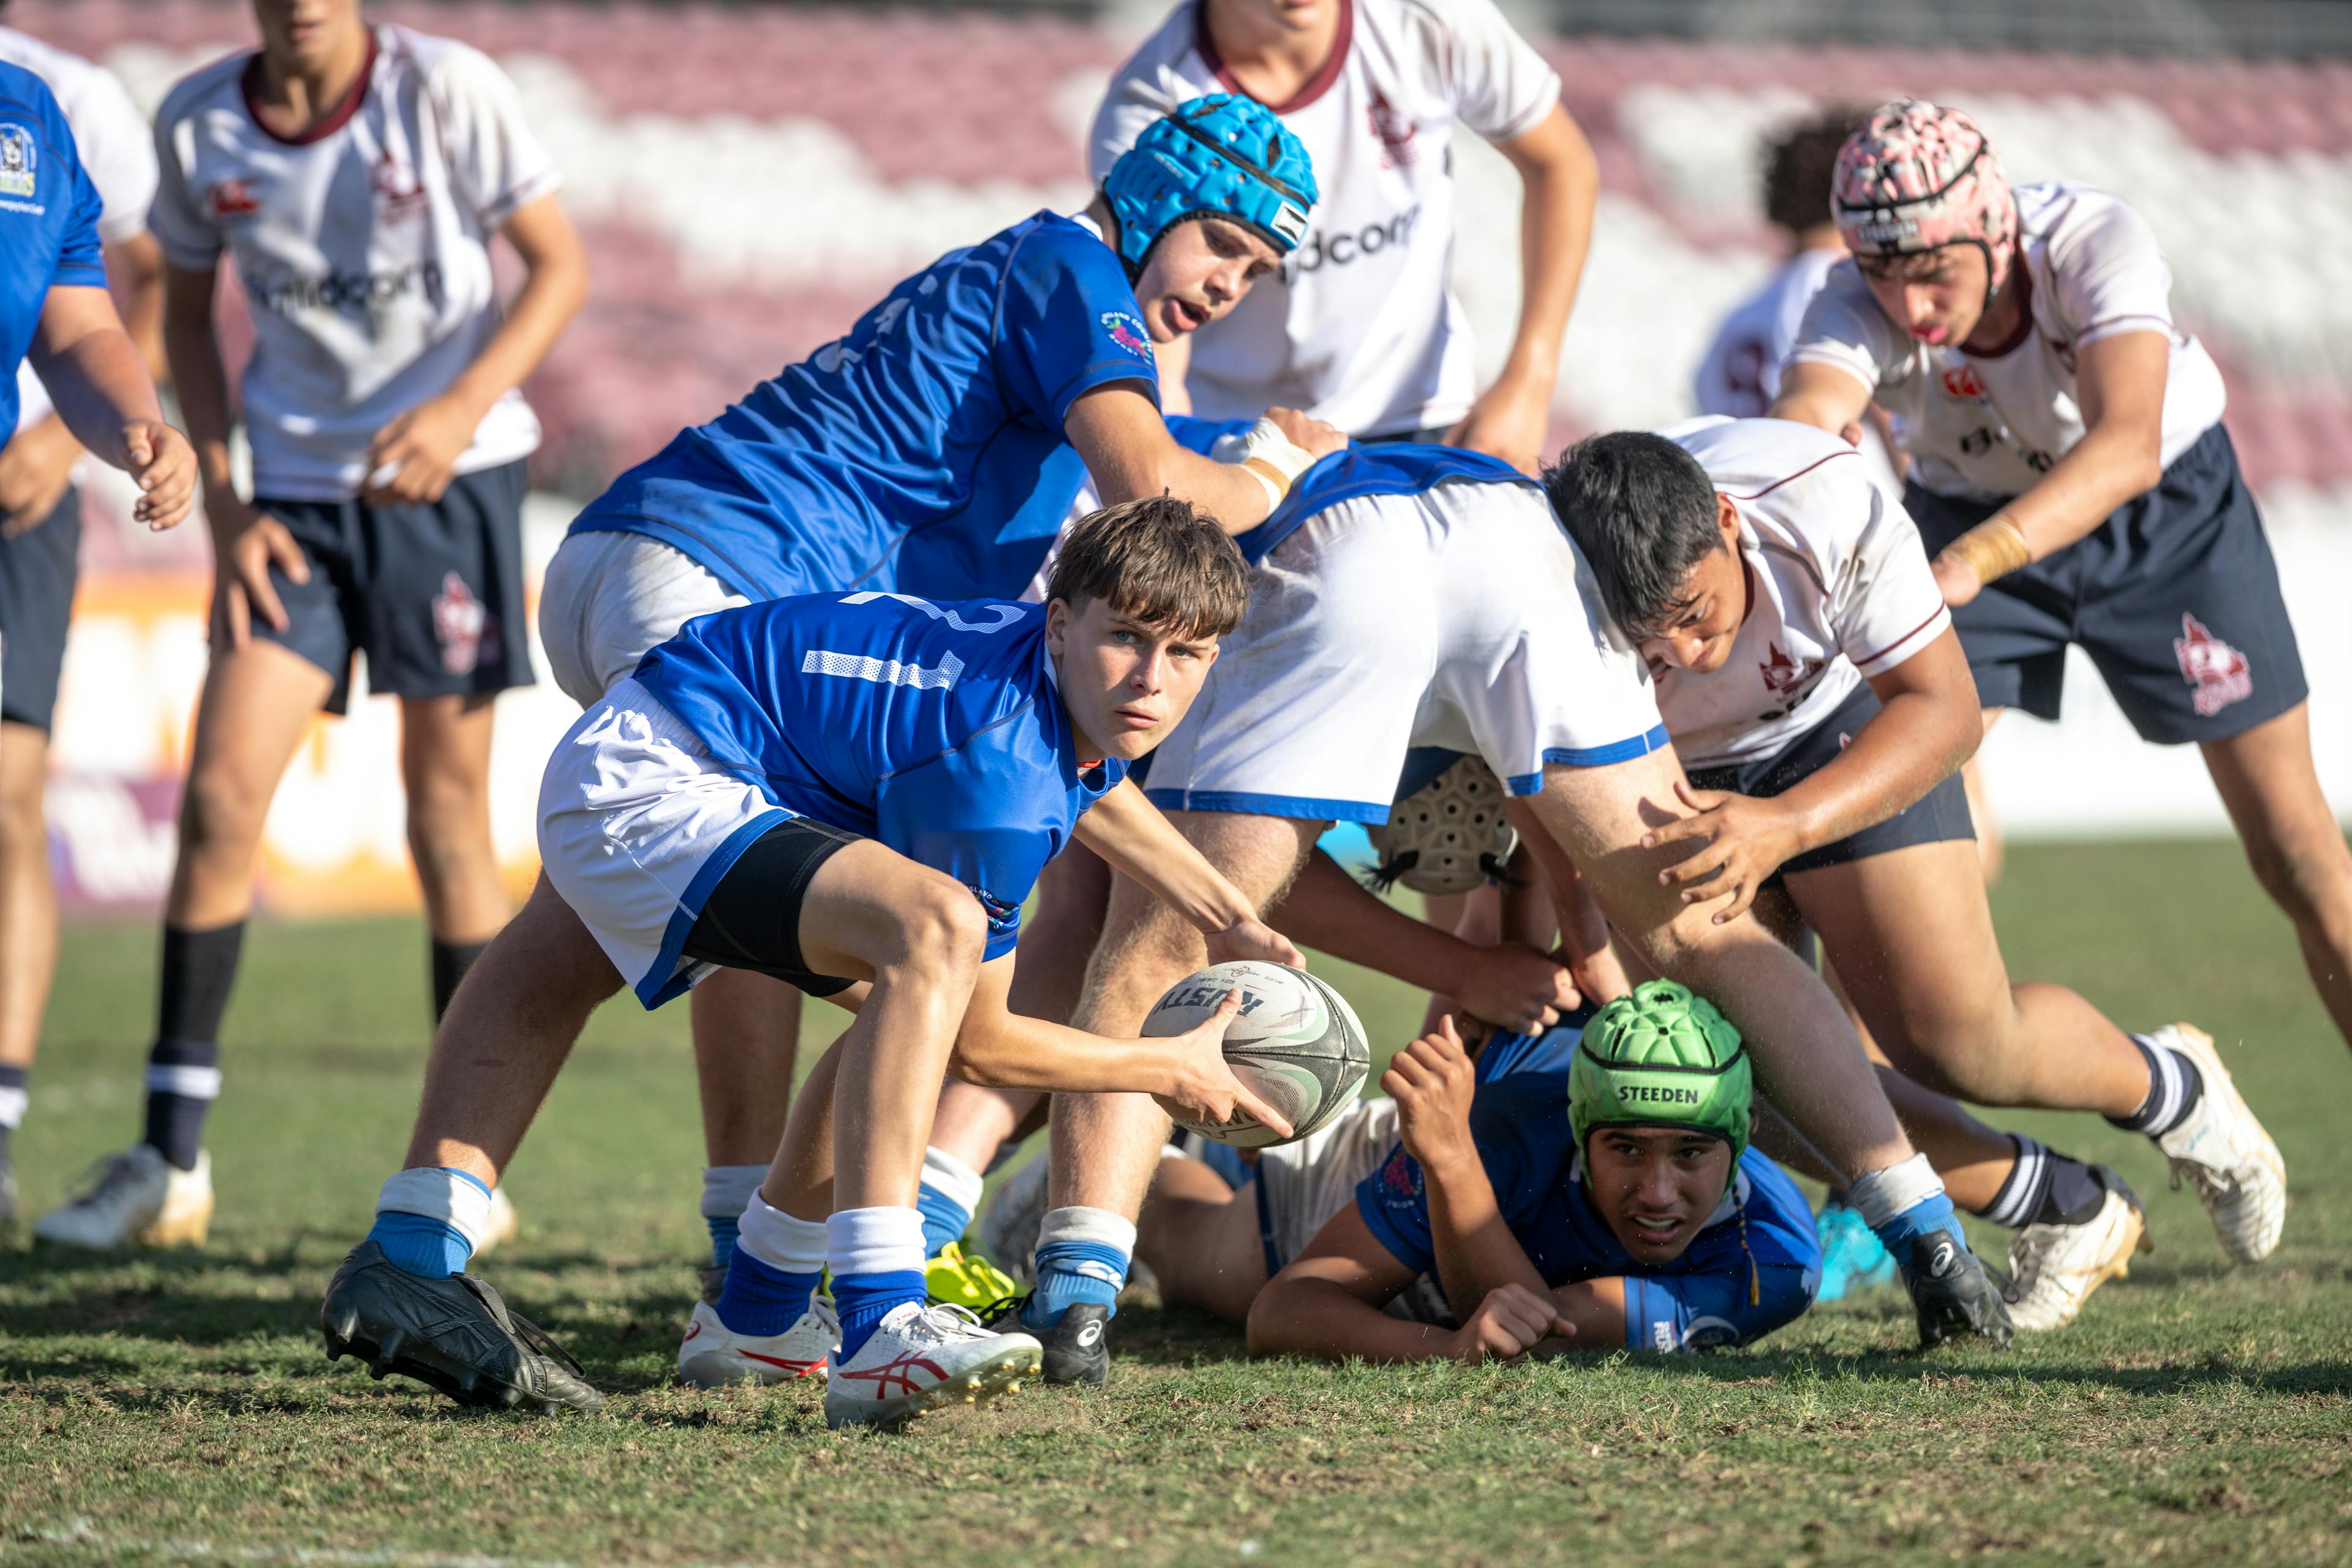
(537, 678), (793, 1006)
(1145, 480), (1668, 823)
(538, 529), (748, 707)
(1255, 1098), (1401, 1269)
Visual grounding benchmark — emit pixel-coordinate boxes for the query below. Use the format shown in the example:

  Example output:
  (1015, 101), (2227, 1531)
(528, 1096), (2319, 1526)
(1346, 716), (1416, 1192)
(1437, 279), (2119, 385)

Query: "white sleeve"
(71, 67), (160, 248)
(431, 44), (562, 228)
(2046, 194), (2179, 351)
(1833, 484), (1950, 678)
(146, 108), (221, 270)
(1784, 260), (1907, 394)
(1432, 0), (1561, 143)
(1085, 47), (1183, 186)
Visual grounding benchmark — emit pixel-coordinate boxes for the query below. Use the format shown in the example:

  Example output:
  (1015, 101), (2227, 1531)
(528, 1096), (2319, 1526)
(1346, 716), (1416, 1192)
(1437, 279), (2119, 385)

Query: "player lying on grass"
(442, 93), (1343, 1297)
(1547, 419), (2288, 1319)
(1123, 985), (1818, 1360)
(1773, 99), (2352, 1073)
(919, 436), (2013, 1385)
(322, 498), (1308, 1428)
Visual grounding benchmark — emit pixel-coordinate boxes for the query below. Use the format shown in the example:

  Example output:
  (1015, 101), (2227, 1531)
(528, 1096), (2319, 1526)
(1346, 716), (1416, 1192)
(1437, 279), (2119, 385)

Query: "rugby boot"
(321, 1241), (603, 1414)
(1901, 1232), (2013, 1349)
(2147, 1024), (2287, 1263)
(925, 1241), (1022, 1313)
(677, 1297), (836, 1388)
(2005, 1170), (2150, 1332)
(1813, 1200), (1896, 1302)
(33, 1145), (211, 1249)
(823, 1301), (1041, 1431)
(986, 1295), (1111, 1386)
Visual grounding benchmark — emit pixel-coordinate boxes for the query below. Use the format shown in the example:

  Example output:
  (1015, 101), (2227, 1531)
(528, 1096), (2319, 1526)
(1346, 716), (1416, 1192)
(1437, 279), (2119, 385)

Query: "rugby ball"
(1144, 960), (1370, 1149)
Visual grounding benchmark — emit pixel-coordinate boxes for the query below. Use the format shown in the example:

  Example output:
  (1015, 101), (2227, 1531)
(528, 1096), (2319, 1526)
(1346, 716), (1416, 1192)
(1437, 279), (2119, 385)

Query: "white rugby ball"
(1144, 960), (1371, 1148)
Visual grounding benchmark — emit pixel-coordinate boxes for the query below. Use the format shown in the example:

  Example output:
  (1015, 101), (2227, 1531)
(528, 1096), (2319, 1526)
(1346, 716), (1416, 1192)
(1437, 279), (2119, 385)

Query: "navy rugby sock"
(144, 921), (242, 1171)
(1982, 1137), (2110, 1230)
(2107, 1035), (2203, 1137)
(430, 940), (489, 1023)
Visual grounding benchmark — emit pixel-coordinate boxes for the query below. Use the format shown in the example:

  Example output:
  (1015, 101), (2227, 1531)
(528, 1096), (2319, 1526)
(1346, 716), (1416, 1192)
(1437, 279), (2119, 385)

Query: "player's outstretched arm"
(1502, 751), (1916, 1190)
(364, 193), (589, 507)
(1645, 630), (1981, 924)
(947, 953), (1294, 1137)
(1073, 779), (1302, 969)
(1926, 330), (2169, 608)
(1246, 1204), (1561, 1364)
(1767, 359), (1875, 443)
(27, 284), (192, 531)
(1065, 384), (1344, 536)
(1268, 850), (1578, 1033)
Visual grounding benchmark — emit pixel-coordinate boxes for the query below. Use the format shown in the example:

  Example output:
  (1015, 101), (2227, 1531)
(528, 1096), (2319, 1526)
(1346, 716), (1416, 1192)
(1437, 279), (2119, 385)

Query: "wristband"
(1938, 513), (2032, 584)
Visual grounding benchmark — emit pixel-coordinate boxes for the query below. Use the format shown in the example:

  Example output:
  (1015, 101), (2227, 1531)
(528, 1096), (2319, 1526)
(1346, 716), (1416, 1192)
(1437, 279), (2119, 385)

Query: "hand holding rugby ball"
(1145, 960), (1371, 1148)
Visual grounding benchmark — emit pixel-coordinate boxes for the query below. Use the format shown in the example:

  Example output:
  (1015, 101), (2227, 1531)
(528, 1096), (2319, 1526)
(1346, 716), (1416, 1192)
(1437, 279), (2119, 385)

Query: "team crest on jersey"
(205, 179), (261, 219)
(1759, 641), (1825, 705)
(1940, 364), (1988, 400)
(2174, 613), (2252, 717)
(431, 572), (500, 676)
(1368, 89), (1419, 168)
(0, 124), (36, 198)
(1099, 311), (1152, 361)
(371, 151), (429, 221)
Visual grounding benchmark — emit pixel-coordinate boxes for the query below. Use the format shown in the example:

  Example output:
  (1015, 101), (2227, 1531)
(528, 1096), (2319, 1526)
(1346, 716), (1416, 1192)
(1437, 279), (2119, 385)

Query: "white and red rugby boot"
(676, 1297), (837, 1389)
(823, 1301), (1041, 1430)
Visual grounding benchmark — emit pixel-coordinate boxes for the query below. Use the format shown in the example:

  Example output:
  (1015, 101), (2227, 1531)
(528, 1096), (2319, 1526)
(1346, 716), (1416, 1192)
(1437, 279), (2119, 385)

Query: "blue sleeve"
(1621, 1264), (1815, 1354)
(996, 224), (1159, 431)
(53, 154), (105, 287)
(1351, 1077), (1565, 1276)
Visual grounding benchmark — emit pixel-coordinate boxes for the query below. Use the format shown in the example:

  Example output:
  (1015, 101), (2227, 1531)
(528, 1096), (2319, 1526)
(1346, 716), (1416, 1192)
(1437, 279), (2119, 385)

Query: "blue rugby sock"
(1847, 1155), (1970, 1260)
(712, 1242), (820, 1337)
(916, 1146), (984, 1257)
(369, 1167), (492, 1278)
(701, 1164), (766, 1271)
(829, 1207), (926, 1360)
(1025, 1207), (1134, 1326)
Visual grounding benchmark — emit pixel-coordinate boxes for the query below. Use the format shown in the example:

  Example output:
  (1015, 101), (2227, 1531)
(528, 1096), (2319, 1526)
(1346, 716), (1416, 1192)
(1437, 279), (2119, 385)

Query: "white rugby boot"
(2147, 1025), (2288, 1263)
(677, 1296), (837, 1389)
(34, 1145), (213, 1249)
(470, 1186), (521, 1259)
(823, 1301), (1041, 1431)
(2004, 1171), (2150, 1332)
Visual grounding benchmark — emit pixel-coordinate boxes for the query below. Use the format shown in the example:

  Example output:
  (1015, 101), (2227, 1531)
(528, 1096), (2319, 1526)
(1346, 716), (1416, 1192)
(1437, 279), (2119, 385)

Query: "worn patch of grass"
(4, 840), (2350, 1566)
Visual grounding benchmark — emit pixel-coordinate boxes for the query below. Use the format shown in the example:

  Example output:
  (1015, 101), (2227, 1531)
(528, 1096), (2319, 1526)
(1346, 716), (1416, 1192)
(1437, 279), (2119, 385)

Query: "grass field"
(4, 839), (2351, 1567)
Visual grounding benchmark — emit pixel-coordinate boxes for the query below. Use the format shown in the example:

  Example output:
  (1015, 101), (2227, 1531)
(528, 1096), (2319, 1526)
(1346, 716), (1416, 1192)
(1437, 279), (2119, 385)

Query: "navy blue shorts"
(0, 485), (80, 733)
(1687, 683), (1975, 881)
(250, 460), (535, 714)
(1905, 423), (2304, 745)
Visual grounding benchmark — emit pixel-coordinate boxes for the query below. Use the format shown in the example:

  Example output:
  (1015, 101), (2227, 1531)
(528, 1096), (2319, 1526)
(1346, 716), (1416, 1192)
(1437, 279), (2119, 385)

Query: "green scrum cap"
(1570, 979), (1751, 1186)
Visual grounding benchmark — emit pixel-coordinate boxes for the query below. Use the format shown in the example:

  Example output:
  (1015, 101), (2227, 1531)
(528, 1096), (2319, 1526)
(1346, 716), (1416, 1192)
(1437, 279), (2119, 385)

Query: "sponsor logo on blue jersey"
(0, 123), (35, 199)
(1101, 309), (1152, 361)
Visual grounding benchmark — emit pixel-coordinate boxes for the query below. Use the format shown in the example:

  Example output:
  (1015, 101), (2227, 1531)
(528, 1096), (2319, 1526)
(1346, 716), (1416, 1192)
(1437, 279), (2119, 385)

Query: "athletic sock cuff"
(737, 1193), (829, 1275)
(700, 1164), (769, 1219)
(1981, 1135), (2049, 1230)
(375, 1167), (496, 1251)
(0, 1084), (23, 1130)
(144, 1063), (222, 1100)
(920, 1145), (987, 1214)
(827, 1206), (925, 1279)
(1037, 1205), (1138, 1256)
(1845, 1154), (1945, 1231)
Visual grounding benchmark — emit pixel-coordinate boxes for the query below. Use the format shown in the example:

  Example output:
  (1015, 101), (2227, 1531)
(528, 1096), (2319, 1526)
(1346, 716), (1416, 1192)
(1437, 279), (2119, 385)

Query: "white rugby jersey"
(1694, 247), (1841, 420)
(1089, 0), (1561, 437)
(149, 25), (559, 500)
(1, 25), (157, 435)
(1649, 417), (1950, 771)
(1786, 180), (2226, 503)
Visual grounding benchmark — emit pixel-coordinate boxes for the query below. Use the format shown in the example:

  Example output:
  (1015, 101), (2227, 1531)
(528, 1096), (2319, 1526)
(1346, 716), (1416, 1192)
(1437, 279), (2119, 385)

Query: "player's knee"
(0, 767), (46, 854)
(177, 767), (270, 859)
(2241, 827), (2352, 926)
(886, 873), (990, 979)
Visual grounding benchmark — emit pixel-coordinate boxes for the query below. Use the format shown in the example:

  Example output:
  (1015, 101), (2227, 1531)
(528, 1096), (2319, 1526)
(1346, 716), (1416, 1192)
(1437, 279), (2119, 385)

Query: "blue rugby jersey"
(0, 61), (106, 437)
(573, 211), (1156, 604)
(630, 590), (1124, 971)
(1356, 1071), (1821, 1351)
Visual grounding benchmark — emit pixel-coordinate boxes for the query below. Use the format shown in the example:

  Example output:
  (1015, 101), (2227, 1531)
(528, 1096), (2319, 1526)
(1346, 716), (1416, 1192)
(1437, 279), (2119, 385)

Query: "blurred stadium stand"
(15, 0), (2352, 910)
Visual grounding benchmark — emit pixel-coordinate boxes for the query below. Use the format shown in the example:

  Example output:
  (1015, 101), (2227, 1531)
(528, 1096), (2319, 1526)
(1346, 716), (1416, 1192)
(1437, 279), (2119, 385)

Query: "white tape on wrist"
(1214, 415), (1318, 508)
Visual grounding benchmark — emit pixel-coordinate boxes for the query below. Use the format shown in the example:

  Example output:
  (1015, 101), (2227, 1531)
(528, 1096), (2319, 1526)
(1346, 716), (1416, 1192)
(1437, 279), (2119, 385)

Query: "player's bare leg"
(1785, 839), (2155, 1117)
(0, 722), (57, 1223)
(1135, 1153), (1268, 1324)
(687, 969), (803, 1295)
(2201, 701), (2352, 1057)
(1962, 706), (2005, 885)
(399, 694), (508, 1031)
(36, 641), (330, 1250)
(1032, 810), (1318, 1378)
(402, 876), (619, 1186)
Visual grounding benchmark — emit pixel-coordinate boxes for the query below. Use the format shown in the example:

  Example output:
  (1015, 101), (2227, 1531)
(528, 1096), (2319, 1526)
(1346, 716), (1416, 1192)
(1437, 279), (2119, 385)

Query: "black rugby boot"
(322, 1241), (603, 1413)
(1902, 1231), (2015, 1350)
(984, 1296), (1110, 1386)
